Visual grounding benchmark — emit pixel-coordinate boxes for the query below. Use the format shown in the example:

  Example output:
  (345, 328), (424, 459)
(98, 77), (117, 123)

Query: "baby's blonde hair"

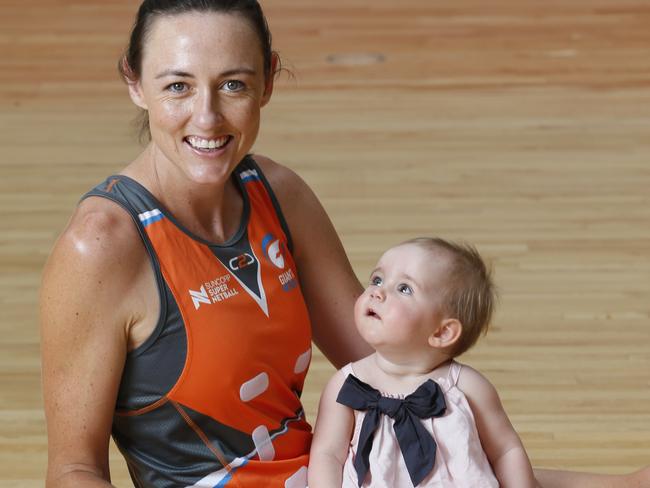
(402, 237), (496, 356)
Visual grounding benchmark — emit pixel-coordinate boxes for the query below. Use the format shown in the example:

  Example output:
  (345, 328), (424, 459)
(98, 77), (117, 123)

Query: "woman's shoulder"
(46, 196), (148, 290)
(251, 154), (306, 195)
(250, 153), (330, 240)
(72, 195), (143, 253)
(41, 190), (153, 350)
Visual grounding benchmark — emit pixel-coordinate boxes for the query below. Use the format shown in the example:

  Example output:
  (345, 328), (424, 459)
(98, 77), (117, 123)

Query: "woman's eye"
(223, 80), (245, 92)
(167, 82), (187, 93)
(370, 276), (382, 286)
(397, 284), (413, 295)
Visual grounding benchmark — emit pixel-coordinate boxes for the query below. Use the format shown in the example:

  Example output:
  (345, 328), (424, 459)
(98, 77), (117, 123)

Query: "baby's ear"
(428, 318), (462, 349)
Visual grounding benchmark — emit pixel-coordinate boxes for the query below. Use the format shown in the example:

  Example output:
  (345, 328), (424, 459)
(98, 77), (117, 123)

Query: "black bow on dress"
(336, 374), (447, 487)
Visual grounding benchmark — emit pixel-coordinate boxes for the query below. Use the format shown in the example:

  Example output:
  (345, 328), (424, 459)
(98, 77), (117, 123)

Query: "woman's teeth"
(186, 136), (230, 150)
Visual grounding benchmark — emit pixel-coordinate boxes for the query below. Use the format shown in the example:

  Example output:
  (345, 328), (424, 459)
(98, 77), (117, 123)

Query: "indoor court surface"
(1, 0), (649, 485)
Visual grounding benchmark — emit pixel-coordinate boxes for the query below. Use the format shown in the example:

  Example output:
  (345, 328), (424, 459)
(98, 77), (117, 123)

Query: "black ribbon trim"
(336, 374), (447, 487)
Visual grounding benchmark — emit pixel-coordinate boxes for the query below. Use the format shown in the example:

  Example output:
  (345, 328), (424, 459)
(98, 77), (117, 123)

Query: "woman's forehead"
(142, 11), (263, 69)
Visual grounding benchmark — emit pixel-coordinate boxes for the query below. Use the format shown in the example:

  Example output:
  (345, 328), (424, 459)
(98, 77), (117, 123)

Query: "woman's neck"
(123, 145), (244, 243)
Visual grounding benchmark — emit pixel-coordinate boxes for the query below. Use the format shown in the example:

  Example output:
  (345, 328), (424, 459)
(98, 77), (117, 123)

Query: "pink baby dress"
(339, 361), (499, 487)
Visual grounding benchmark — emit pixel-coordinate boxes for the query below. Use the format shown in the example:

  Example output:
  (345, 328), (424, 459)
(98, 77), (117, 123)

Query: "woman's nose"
(194, 91), (224, 129)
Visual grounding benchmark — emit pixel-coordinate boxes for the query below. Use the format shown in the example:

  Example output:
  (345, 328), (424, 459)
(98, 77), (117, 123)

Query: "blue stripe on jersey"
(214, 459), (248, 488)
(239, 169), (260, 183)
(138, 209), (164, 227)
(214, 471), (233, 488)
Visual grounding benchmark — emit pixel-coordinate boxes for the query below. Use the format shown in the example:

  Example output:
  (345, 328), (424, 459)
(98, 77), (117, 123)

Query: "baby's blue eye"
(370, 276), (382, 286)
(397, 284), (413, 295)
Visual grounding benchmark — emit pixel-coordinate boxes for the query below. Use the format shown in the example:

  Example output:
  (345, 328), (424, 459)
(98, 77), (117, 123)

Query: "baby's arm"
(458, 365), (537, 488)
(308, 368), (355, 488)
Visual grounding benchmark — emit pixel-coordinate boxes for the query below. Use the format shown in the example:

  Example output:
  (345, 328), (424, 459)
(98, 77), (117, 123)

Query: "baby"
(308, 237), (536, 487)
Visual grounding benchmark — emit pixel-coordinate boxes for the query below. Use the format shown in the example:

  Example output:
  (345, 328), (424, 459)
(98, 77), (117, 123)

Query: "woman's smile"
(184, 134), (233, 155)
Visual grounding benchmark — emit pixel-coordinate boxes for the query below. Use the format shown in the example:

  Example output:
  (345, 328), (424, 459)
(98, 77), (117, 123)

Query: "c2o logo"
(262, 233), (285, 269)
(229, 253), (255, 271)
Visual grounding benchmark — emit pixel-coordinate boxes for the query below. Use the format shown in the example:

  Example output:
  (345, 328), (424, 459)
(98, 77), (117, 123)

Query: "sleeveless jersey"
(83, 156), (313, 488)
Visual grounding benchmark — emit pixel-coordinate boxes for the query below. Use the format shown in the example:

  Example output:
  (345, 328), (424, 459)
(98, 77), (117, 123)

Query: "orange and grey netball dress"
(83, 156), (313, 488)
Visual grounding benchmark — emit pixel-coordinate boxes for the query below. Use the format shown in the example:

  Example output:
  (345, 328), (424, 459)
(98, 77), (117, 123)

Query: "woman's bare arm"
(534, 467), (650, 488)
(255, 156), (372, 367)
(41, 200), (153, 487)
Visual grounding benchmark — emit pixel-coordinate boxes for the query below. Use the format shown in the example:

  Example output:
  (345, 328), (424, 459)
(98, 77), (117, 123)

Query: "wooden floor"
(1, 0), (649, 485)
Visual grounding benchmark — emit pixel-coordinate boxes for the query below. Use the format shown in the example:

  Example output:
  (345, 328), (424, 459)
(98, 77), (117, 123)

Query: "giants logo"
(262, 233), (285, 269)
(228, 253), (255, 271)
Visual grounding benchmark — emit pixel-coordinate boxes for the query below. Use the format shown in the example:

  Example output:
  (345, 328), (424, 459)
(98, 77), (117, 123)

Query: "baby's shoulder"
(454, 362), (489, 384)
(345, 354), (383, 386)
(349, 354), (374, 373)
(454, 363), (500, 403)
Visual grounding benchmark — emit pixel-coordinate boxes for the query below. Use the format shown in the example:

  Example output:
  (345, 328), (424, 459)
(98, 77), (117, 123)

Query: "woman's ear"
(428, 318), (462, 349)
(120, 56), (148, 110)
(260, 52), (279, 107)
(127, 80), (148, 110)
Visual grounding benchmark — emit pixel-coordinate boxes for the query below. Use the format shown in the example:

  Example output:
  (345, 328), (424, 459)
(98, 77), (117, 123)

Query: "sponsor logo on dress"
(228, 253), (255, 271)
(189, 274), (239, 309)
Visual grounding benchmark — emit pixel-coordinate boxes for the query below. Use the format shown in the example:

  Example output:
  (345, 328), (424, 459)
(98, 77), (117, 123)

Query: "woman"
(40, 1), (648, 487)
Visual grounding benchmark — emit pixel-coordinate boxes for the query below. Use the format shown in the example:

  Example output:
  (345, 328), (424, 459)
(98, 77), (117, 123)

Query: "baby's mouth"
(367, 308), (380, 319)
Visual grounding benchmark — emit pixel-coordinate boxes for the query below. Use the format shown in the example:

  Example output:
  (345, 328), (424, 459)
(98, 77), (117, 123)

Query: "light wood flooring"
(1, 0), (649, 485)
